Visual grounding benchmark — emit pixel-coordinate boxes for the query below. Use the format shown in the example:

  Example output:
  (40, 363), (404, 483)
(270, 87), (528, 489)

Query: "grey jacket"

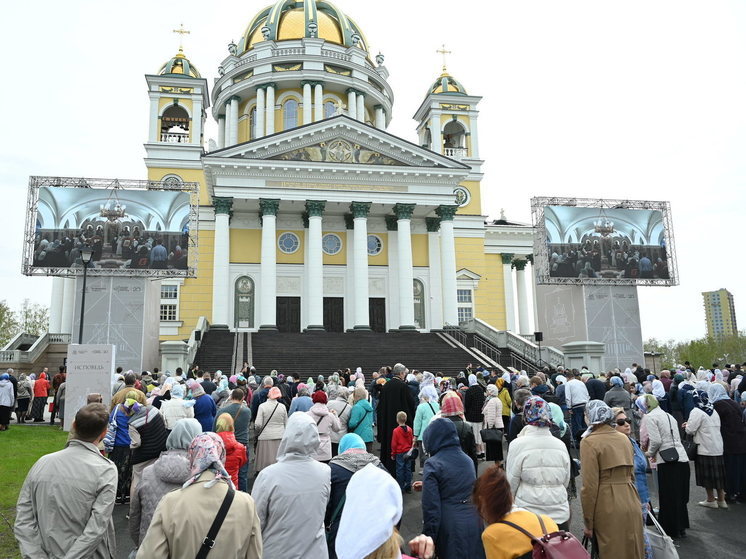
(129, 449), (191, 545)
(15, 439), (117, 559)
(252, 413), (331, 559)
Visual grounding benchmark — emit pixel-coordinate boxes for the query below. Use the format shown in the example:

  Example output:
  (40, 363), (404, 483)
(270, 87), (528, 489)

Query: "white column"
(375, 106), (385, 129)
(256, 87), (266, 139)
(302, 82), (312, 125)
(426, 219), (443, 329)
(385, 217), (399, 329)
(49, 277), (65, 333)
(430, 113), (442, 153)
(395, 204), (416, 330)
(356, 93), (365, 122)
(260, 199), (279, 329)
(60, 278), (75, 336)
(265, 84), (275, 135)
(229, 97), (239, 145)
(148, 95), (159, 142)
(347, 90), (357, 120)
(314, 83), (324, 121)
(502, 254), (516, 331)
(437, 207), (459, 326)
(469, 115), (479, 158)
(351, 202), (371, 329)
(192, 98), (203, 146)
(211, 198), (232, 326)
(515, 260), (530, 335)
(306, 201), (325, 330)
(217, 115), (226, 149)
(529, 259), (539, 333)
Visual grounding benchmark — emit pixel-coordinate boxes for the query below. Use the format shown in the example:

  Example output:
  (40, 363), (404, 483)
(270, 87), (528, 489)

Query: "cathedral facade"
(142, 0), (535, 340)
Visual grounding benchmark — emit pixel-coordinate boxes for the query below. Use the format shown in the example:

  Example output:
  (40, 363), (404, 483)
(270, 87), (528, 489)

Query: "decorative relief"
(440, 103), (469, 111)
(324, 276), (344, 294)
(269, 138), (406, 166)
(324, 64), (352, 76)
(277, 276), (301, 295)
(273, 63), (302, 72)
(160, 86), (194, 94)
(369, 277), (386, 296)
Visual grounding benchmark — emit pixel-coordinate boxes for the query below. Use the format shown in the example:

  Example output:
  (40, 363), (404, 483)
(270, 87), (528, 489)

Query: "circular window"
(278, 232), (300, 254)
(162, 174), (183, 187)
(454, 186), (470, 207)
(367, 234), (383, 256)
(322, 233), (342, 255)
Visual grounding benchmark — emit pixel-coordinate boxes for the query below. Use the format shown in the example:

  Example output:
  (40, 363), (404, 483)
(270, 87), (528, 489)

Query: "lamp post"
(78, 247), (93, 344)
(644, 351), (663, 374)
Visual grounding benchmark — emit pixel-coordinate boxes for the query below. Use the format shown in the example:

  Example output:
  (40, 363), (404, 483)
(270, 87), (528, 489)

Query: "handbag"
(581, 535), (599, 559)
(48, 402), (55, 413)
(682, 435), (698, 462)
(195, 486), (235, 559)
(646, 508), (679, 559)
(500, 513), (590, 559)
(480, 427), (503, 443)
(658, 415), (680, 463)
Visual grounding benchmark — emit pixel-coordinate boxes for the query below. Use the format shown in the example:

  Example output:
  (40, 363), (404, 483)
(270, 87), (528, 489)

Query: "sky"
(2, 0), (745, 343)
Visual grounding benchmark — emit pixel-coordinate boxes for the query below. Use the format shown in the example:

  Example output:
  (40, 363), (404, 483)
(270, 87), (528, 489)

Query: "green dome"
(159, 49), (201, 78)
(430, 71), (467, 95)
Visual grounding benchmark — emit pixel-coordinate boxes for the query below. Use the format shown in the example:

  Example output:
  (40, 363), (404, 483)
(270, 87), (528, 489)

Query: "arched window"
(235, 276), (255, 328)
(160, 104), (190, 143)
(324, 101), (337, 118)
(249, 107), (257, 140)
(283, 99), (298, 130)
(442, 120), (467, 158)
(413, 279), (426, 329)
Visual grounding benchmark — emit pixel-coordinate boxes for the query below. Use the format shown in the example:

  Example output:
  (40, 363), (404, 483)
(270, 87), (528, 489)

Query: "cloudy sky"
(2, 1), (744, 342)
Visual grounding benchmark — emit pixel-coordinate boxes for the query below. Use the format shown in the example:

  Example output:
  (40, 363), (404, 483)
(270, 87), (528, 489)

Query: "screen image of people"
(544, 205), (670, 281)
(31, 187), (190, 273)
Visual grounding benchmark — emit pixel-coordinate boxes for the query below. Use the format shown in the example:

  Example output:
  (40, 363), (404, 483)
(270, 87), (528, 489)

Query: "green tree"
(0, 300), (19, 348)
(16, 299), (49, 337)
(643, 337), (679, 369)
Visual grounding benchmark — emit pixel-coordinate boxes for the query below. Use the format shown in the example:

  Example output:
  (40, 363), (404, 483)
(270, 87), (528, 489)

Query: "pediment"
(206, 115), (470, 171)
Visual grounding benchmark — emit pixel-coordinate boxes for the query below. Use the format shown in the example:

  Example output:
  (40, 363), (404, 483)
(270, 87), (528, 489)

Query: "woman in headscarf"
(709, 383), (746, 503)
(347, 386), (375, 452)
(480, 384), (504, 466)
(211, 375), (231, 409)
(103, 391), (140, 504)
(0, 373), (14, 431)
(580, 400), (645, 557)
(464, 373), (486, 459)
(289, 382), (314, 415)
(158, 383), (195, 430)
(684, 390), (727, 508)
(129, 418), (202, 546)
(419, 418), (485, 559)
(414, 383), (440, 469)
(604, 375), (632, 410)
(187, 379), (216, 432)
(15, 373), (32, 424)
(496, 376), (513, 429)
(327, 387), (353, 457)
(306, 390), (341, 463)
(638, 393), (690, 538)
(136, 432), (262, 558)
(326, 433), (385, 559)
(252, 413), (330, 559)
(439, 391), (478, 475)
(253, 386), (288, 473)
(505, 397), (570, 529)
(30, 371), (50, 422)
(651, 379), (670, 412)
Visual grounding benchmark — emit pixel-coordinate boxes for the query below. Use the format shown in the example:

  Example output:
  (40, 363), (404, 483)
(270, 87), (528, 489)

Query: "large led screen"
(23, 178), (197, 277)
(532, 198), (677, 286)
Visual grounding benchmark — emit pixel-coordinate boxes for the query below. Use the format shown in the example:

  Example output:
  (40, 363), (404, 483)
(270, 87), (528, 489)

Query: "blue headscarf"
(692, 390), (714, 416)
(339, 433), (366, 454)
(0, 373), (9, 381)
(610, 376), (624, 387)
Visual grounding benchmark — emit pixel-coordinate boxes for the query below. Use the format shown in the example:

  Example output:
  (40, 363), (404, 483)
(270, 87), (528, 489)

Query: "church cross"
(436, 44), (452, 72)
(173, 23), (190, 50)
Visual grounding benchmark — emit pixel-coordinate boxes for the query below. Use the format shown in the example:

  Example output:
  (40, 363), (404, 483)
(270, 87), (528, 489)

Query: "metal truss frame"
(23, 176), (200, 279)
(530, 196), (679, 287)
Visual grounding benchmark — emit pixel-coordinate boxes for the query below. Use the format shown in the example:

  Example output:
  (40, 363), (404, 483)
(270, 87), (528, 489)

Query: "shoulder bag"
(348, 408), (372, 433)
(500, 513), (590, 559)
(645, 508), (680, 559)
(253, 403), (279, 449)
(195, 486), (235, 559)
(658, 414), (680, 463)
(682, 434), (698, 461)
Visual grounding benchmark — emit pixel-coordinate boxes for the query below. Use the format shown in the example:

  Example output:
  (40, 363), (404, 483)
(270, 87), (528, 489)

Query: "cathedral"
(139, 0), (535, 340)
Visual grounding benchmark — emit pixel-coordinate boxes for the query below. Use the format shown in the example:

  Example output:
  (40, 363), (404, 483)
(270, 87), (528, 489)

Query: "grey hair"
(393, 363), (407, 376)
(298, 385), (310, 396)
(262, 376), (274, 387)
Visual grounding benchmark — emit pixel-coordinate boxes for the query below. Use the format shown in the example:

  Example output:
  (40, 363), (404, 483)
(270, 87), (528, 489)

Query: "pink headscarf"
(183, 432), (234, 489)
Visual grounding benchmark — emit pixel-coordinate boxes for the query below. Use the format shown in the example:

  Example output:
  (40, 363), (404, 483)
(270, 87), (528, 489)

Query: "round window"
(367, 234), (383, 256)
(278, 232), (300, 254)
(322, 233), (342, 255)
(454, 186), (470, 207)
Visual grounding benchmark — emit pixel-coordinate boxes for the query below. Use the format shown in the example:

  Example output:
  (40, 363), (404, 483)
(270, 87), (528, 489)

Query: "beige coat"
(136, 471), (262, 558)
(255, 399), (288, 440)
(580, 424), (644, 559)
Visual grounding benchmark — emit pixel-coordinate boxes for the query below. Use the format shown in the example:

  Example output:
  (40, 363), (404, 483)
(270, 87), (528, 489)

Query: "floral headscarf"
(187, 379), (205, 398)
(183, 432), (234, 489)
(693, 390), (714, 416)
(523, 396), (553, 428)
(586, 400), (614, 427)
(440, 391), (464, 417)
(636, 394), (659, 414)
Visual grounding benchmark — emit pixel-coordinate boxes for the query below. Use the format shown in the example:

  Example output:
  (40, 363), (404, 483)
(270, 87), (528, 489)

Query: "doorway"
(276, 297), (301, 332)
(369, 298), (386, 333)
(323, 297), (344, 332)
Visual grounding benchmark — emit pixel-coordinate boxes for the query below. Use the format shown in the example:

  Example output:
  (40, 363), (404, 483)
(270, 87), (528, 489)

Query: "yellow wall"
(230, 229), (261, 263)
(412, 234), (429, 267)
(161, 229), (215, 341)
(368, 232), (388, 266)
(323, 231), (347, 265)
(146, 168), (209, 207)
(458, 180), (482, 216)
(454, 238), (507, 331)
(276, 230), (305, 264)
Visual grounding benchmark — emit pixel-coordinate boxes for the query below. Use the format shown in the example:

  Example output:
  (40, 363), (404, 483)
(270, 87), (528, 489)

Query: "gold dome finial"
(436, 44), (452, 74)
(173, 23), (191, 51)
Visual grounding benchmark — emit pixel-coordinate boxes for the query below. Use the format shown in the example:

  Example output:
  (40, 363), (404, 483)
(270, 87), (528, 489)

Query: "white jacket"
(505, 425), (571, 524)
(159, 398), (194, 430)
(643, 406), (688, 463)
(685, 407), (723, 456)
(255, 399), (288, 440)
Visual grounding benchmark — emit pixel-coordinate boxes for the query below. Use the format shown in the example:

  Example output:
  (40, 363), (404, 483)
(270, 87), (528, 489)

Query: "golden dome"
(159, 48), (201, 78)
(430, 70), (467, 95)
(239, 0), (369, 53)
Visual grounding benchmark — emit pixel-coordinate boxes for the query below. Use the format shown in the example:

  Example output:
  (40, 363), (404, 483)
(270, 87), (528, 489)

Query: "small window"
(161, 285), (178, 299)
(278, 232), (300, 254)
(367, 234), (383, 256)
(160, 304), (177, 322)
(283, 99), (298, 130)
(458, 307), (473, 323)
(457, 289), (472, 303)
(250, 107), (257, 139)
(324, 101), (337, 118)
(322, 233), (343, 255)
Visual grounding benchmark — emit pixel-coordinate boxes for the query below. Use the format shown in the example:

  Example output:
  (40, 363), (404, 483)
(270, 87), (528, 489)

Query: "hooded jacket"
(252, 413), (331, 559)
(307, 403), (341, 461)
(347, 398), (375, 443)
(421, 418), (485, 559)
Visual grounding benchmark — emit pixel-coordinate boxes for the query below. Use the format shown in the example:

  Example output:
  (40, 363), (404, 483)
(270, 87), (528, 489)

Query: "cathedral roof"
(430, 71), (468, 95)
(239, 0), (369, 54)
(158, 48), (201, 78)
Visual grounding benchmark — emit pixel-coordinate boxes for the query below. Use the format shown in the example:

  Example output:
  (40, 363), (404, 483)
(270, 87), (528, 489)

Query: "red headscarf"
(312, 391), (328, 404)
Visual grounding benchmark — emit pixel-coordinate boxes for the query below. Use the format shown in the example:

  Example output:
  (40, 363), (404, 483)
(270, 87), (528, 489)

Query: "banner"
(63, 344), (116, 431)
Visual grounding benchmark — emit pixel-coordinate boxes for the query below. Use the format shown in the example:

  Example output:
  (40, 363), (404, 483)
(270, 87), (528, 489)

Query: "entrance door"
(323, 297), (344, 332)
(276, 297), (301, 333)
(369, 298), (386, 333)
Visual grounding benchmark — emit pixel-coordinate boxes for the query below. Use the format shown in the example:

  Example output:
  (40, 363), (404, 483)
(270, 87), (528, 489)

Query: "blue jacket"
(193, 394), (216, 432)
(631, 438), (649, 504)
(251, 387), (270, 420)
(288, 395), (313, 416)
(422, 418), (485, 559)
(347, 399), (375, 443)
(678, 384), (695, 421)
(112, 406), (131, 447)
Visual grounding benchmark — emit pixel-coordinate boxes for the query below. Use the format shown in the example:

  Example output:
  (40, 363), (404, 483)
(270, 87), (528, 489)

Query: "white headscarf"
(468, 374), (478, 387)
(651, 379), (665, 399)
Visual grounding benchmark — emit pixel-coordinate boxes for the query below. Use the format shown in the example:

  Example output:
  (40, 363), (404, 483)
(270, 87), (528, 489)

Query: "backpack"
(499, 513), (590, 559)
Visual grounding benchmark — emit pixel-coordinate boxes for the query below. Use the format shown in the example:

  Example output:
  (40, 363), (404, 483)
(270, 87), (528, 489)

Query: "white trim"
(159, 101), (192, 119)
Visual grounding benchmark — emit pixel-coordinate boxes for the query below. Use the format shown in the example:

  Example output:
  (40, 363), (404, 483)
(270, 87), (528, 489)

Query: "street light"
(644, 351), (663, 374)
(78, 247), (93, 344)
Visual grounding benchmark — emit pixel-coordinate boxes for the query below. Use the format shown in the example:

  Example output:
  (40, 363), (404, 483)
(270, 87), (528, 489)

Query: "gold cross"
(436, 44), (452, 72)
(173, 23), (190, 50)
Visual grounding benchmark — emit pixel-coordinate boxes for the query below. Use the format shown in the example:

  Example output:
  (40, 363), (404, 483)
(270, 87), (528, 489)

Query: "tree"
(16, 299), (49, 337)
(0, 300), (19, 348)
(643, 337), (680, 369)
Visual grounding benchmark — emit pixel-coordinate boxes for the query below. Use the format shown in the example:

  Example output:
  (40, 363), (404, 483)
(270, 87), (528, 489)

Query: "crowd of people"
(9, 359), (746, 558)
